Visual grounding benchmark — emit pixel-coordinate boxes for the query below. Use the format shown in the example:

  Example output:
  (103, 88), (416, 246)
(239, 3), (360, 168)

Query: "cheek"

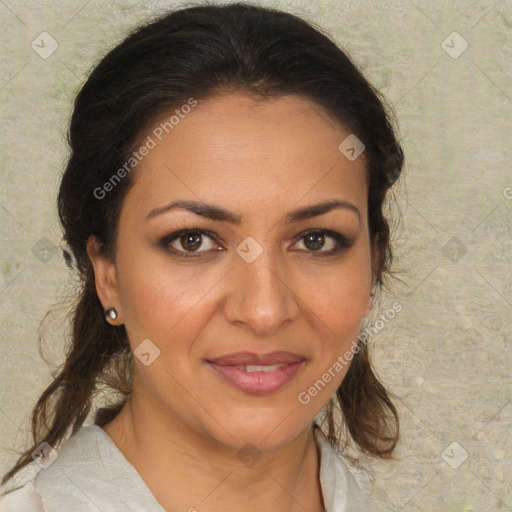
(297, 247), (371, 382)
(115, 246), (220, 345)
(297, 281), (366, 415)
(301, 252), (371, 329)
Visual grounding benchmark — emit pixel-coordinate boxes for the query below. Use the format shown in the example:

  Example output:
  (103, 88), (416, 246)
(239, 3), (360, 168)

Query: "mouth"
(206, 351), (306, 395)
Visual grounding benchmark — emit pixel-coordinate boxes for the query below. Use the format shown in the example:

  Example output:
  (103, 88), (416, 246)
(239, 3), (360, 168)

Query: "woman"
(0, 3), (403, 511)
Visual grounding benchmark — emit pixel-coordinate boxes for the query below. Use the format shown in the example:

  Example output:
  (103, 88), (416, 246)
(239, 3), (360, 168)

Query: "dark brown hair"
(2, 2), (402, 486)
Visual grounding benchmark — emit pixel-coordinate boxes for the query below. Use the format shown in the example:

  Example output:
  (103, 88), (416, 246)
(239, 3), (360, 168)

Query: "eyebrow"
(146, 199), (361, 225)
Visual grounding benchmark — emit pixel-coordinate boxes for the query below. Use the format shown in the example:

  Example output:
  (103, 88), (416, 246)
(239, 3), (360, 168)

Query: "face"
(90, 92), (373, 451)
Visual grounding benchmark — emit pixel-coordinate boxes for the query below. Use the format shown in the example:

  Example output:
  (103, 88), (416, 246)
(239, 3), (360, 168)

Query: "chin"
(204, 405), (314, 452)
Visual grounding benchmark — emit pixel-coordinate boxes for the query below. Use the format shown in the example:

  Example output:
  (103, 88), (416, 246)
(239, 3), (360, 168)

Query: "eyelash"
(159, 225), (354, 259)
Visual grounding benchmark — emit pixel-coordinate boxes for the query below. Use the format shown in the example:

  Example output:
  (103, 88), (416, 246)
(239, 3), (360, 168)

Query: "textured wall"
(0, 1), (510, 510)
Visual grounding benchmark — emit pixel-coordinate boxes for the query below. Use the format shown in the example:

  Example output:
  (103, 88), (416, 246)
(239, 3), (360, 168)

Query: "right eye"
(160, 229), (222, 257)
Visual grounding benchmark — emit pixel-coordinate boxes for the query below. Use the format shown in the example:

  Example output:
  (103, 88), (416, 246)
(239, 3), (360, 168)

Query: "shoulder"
(0, 479), (44, 512)
(26, 425), (164, 511)
(0, 425), (102, 512)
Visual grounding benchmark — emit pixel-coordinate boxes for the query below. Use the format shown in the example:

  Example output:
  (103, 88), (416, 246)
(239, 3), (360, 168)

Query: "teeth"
(242, 364), (286, 373)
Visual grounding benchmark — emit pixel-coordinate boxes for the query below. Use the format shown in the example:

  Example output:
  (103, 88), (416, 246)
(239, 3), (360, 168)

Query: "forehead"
(123, 92), (368, 220)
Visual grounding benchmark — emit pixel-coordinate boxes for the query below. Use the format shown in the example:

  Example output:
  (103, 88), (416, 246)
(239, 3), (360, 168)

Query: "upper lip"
(207, 351), (306, 366)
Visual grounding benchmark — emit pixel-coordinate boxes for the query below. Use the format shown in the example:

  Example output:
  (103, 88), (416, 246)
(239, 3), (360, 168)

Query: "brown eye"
(304, 232), (326, 251)
(179, 233), (203, 251)
(293, 230), (353, 256)
(161, 229), (219, 255)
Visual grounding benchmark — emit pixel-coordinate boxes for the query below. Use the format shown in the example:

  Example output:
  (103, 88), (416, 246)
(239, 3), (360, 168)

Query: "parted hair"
(2, 2), (402, 487)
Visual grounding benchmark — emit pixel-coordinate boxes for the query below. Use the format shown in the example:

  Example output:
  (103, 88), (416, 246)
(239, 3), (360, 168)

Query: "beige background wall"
(1, 1), (511, 510)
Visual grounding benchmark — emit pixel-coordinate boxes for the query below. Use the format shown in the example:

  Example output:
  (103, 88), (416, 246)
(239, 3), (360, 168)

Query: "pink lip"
(207, 361), (304, 395)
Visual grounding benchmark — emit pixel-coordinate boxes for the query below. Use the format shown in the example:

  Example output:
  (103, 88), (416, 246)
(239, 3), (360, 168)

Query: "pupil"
(306, 233), (324, 251)
(181, 233), (201, 251)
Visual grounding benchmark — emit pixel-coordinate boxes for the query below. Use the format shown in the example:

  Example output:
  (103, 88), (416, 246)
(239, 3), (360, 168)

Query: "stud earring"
(105, 308), (118, 321)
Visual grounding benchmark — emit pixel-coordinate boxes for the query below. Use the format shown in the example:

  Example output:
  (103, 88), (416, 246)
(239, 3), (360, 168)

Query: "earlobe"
(86, 236), (122, 324)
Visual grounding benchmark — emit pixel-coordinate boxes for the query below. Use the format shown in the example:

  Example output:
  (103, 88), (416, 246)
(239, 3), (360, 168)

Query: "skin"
(88, 92), (373, 512)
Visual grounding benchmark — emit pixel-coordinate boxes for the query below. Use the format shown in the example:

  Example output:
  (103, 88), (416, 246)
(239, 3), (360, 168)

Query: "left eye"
(293, 230), (350, 255)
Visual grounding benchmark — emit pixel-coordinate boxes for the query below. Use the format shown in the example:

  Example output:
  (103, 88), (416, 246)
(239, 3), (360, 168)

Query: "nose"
(222, 249), (300, 336)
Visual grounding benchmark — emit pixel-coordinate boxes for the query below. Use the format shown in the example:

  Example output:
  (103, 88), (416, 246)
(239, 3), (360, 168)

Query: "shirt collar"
(313, 425), (371, 511)
(35, 424), (370, 511)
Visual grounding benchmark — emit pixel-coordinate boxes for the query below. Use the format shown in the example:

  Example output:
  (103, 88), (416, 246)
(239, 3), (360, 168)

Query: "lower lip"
(207, 361), (305, 395)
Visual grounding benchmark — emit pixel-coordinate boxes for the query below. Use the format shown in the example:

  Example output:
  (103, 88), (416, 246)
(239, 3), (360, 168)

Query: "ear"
(87, 235), (122, 324)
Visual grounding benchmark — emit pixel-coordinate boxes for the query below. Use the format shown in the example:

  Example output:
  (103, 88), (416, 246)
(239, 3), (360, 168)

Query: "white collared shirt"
(0, 424), (371, 511)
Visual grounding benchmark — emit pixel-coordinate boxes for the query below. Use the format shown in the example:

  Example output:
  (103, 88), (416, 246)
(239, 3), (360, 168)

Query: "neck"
(102, 391), (324, 512)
